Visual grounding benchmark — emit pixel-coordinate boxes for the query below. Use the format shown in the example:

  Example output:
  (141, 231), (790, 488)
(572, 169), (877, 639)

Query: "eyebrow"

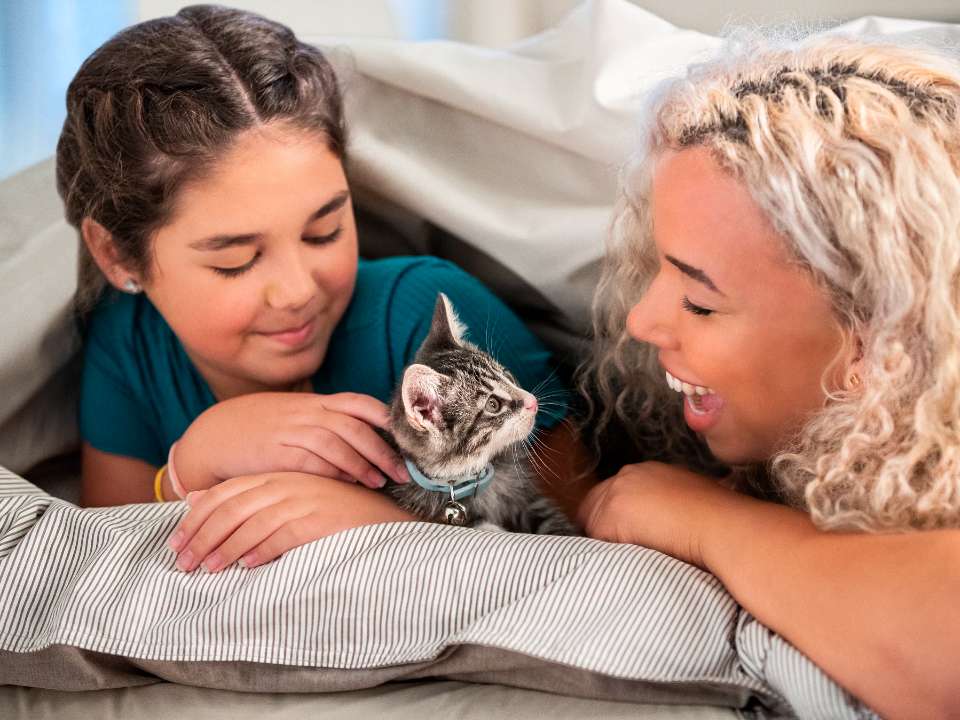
(664, 254), (725, 295)
(188, 191), (350, 251)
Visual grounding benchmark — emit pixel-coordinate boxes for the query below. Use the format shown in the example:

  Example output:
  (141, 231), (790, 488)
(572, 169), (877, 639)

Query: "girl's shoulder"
(343, 255), (483, 333)
(356, 254), (470, 294)
(82, 289), (170, 359)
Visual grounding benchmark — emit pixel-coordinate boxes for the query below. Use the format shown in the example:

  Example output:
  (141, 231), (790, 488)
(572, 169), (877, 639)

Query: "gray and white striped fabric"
(0, 466), (876, 719)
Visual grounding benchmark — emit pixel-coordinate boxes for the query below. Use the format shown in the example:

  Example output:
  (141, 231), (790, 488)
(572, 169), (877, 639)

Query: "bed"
(4, 1), (959, 717)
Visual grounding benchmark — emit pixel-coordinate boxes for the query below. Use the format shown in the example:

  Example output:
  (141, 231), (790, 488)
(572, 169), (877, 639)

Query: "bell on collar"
(444, 500), (468, 526)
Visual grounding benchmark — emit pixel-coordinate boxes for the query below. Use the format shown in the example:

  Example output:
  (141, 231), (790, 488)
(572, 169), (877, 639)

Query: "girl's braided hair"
(56, 4), (346, 317)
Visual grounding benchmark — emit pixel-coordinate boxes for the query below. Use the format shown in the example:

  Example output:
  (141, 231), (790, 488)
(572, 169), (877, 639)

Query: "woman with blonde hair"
(578, 36), (960, 718)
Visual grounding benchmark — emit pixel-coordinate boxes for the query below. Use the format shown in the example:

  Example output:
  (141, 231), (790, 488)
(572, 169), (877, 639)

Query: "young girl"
(58, 5), (584, 573)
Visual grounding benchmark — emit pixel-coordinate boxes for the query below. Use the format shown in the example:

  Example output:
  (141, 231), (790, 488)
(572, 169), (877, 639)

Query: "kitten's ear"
(401, 364), (443, 432)
(422, 293), (467, 352)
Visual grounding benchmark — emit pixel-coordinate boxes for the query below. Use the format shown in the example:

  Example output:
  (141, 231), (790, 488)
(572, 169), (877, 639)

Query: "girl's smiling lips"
(259, 317), (316, 348)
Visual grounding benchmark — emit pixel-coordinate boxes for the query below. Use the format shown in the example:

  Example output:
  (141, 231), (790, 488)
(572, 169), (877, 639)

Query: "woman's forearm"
(702, 496), (960, 719)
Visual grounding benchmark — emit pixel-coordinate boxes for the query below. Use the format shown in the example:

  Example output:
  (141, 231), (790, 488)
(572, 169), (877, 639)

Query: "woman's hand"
(167, 472), (418, 572)
(174, 392), (410, 494)
(577, 461), (745, 569)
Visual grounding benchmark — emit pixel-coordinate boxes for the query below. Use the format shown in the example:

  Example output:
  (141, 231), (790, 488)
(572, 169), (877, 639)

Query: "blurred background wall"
(3, 0), (959, 180)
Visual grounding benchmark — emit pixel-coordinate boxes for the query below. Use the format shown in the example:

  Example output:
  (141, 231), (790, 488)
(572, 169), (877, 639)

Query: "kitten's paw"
(473, 521), (507, 533)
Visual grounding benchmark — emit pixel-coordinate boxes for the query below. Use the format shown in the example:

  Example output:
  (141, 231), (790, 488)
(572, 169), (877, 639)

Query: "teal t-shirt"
(79, 256), (568, 467)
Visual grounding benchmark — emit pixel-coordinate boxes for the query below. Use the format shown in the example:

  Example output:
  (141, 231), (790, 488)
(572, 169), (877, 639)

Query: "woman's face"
(142, 122), (358, 400)
(626, 148), (847, 465)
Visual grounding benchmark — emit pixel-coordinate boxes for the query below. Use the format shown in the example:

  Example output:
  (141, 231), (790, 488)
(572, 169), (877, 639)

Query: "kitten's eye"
(485, 396), (503, 414)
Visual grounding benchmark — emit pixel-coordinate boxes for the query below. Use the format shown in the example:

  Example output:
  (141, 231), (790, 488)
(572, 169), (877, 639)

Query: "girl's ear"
(401, 364), (443, 432)
(81, 217), (141, 291)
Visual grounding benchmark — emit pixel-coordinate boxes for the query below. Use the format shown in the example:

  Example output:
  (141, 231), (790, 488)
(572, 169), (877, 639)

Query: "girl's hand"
(168, 472), (417, 573)
(174, 392), (410, 493)
(577, 461), (745, 569)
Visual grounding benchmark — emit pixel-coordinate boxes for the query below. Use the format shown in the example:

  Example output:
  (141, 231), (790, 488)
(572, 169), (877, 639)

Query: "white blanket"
(2, 0), (959, 475)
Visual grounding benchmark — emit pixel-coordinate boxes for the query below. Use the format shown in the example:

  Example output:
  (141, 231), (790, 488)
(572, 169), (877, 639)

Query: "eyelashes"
(211, 227), (343, 278)
(211, 254), (259, 278)
(304, 227), (343, 247)
(681, 296), (714, 316)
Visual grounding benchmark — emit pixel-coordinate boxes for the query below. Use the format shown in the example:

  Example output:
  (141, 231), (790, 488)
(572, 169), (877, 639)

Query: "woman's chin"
(703, 437), (767, 467)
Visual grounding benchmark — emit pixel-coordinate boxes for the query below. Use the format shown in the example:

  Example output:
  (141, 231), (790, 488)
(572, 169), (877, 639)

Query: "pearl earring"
(123, 279), (142, 294)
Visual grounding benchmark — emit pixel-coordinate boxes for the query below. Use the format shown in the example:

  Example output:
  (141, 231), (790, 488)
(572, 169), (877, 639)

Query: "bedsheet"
(0, 467), (873, 719)
(0, 679), (739, 720)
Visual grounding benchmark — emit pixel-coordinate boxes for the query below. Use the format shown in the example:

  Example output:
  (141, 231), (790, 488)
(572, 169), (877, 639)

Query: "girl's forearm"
(701, 496), (960, 719)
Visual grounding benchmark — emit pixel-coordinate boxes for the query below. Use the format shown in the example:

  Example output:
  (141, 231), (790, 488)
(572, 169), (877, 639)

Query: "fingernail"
(396, 463), (411, 484)
(238, 552), (257, 568)
(176, 550), (194, 572)
(202, 553), (222, 573)
(168, 529), (184, 552)
(367, 471), (387, 488)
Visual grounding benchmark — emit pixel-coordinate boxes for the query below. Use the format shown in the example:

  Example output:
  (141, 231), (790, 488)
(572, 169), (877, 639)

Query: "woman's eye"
(304, 227), (343, 245)
(212, 253), (260, 278)
(681, 296), (713, 317)
(485, 396), (503, 414)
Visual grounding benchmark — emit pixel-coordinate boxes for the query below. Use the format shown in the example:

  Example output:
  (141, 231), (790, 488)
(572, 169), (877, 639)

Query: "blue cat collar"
(403, 458), (495, 500)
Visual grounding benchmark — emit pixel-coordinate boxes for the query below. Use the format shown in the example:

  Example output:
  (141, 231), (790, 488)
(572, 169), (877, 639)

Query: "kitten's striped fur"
(383, 294), (577, 536)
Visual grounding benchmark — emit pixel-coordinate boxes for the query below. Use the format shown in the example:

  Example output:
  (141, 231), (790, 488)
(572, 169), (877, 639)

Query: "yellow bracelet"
(154, 465), (168, 503)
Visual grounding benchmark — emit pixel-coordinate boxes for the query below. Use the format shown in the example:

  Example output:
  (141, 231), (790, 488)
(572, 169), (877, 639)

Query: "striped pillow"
(0, 466), (874, 717)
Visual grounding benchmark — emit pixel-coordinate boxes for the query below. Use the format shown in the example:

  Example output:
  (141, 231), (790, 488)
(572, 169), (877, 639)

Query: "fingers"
(174, 476), (420, 573)
(305, 412), (410, 488)
(239, 513), (344, 569)
(201, 498), (309, 573)
(294, 427), (389, 489)
(318, 393), (391, 429)
(168, 476), (272, 571)
(339, 420), (408, 485)
(276, 445), (356, 484)
(235, 487), (417, 568)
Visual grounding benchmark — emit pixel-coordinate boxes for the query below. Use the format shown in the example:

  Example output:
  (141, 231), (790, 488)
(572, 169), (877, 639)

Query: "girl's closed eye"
(681, 296), (713, 316)
(303, 226), (342, 246)
(212, 252), (260, 278)
(211, 227), (344, 277)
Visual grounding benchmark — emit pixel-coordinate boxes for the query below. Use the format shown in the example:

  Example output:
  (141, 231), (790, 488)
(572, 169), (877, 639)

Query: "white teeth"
(665, 370), (713, 396)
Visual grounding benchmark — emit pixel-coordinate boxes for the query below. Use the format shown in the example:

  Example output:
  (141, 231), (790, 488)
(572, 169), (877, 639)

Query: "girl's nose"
(265, 249), (317, 310)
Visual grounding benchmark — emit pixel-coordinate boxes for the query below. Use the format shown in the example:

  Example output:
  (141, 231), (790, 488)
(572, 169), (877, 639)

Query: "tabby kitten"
(383, 293), (577, 536)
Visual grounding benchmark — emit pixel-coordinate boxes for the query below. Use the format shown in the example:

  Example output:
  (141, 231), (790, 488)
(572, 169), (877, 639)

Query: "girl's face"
(143, 123), (358, 400)
(626, 148), (847, 465)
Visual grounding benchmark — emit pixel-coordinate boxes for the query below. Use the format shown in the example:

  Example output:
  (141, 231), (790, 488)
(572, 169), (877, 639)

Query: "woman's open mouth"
(664, 369), (725, 433)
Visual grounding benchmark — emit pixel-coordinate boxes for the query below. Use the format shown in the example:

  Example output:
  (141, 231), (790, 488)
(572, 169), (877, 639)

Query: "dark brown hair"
(56, 4), (347, 316)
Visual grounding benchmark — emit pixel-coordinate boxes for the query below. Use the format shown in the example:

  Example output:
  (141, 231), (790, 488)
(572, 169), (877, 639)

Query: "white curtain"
(446, 0), (581, 46)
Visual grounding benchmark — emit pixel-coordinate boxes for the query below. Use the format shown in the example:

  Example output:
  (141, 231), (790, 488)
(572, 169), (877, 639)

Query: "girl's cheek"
(211, 281), (264, 336)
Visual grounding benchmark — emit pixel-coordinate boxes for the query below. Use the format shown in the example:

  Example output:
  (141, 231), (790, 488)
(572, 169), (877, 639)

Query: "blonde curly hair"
(582, 35), (960, 531)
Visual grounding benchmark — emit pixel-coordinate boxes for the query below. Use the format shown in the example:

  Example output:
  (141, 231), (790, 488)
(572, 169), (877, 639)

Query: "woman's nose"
(626, 292), (679, 351)
(265, 248), (317, 310)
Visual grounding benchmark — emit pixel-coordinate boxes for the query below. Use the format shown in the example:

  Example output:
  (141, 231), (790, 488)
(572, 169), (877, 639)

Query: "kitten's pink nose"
(524, 395), (538, 412)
